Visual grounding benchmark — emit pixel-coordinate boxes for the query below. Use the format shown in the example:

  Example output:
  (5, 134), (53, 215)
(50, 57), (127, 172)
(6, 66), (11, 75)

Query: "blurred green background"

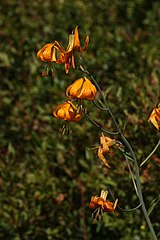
(0, 0), (160, 239)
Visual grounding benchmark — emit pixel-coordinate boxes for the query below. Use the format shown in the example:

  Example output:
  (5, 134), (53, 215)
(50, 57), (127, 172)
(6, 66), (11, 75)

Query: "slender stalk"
(78, 66), (158, 240)
(120, 134), (157, 240)
(118, 202), (142, 212)
(84, 111), (119, 135)
(92, 100), (109, 111)
(125, 155), (139, 197)
(106, 186), (142, 212)
(140, 138), (160, 167)
(118, 146), (134, 162)
(79, 66), (119, 130)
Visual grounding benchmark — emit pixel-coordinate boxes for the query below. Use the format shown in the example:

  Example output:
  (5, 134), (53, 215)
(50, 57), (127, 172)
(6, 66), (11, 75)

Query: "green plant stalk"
(140, 137), (160, 167)
(107, 186), (142, 212)
(79, 66), (158, 240)
(125, 155), (139, 197)
(120, 134), (157, 240)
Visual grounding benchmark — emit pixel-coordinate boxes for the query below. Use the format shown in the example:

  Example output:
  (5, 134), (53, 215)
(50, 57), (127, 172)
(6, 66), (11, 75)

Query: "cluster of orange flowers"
(52, 77), (97, 122)
(37, 27), (159, 221)
(37, 26), (96, 123)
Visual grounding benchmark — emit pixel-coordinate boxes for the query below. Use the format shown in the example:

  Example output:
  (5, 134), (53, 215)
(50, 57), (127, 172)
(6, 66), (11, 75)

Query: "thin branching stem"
(118, 203), (142, 212)
(125, 155), (139, 196)
(118, 146), (134, 162)
(79, 66), (120, 130)
(84, 110), (119, 135)
(140, 137), (160, 167)
(92, 100), (109, 111)
(106, 186), (142, 212)
(78, 66), (158, 240)
(120, 134), (158, 240)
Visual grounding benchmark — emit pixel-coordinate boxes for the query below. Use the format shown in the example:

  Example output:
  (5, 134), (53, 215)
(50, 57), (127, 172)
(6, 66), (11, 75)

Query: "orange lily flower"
(148, 104), (160, 130)
(103, 199), (118, 213)
(54, 26), (89, 73)
(66, 77), (97, 100)
(53, 101), (82, 122)
(37, 43), (57, 62)
(98, 133), (116, 168)
(89, 190), (118, 221)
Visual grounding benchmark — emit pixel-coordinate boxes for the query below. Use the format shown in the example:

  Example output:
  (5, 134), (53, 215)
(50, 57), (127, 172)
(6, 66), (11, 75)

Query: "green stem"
(79, 66), (119, 130)
(78, 66), (158, 239)
(140, 138), (160, 167)
(125, 155), (139, 197)
(120, 134), (157, 240)
(92, 100), (109, 111)
(84, 111), (119, 135)
(106, 186), (142, 212)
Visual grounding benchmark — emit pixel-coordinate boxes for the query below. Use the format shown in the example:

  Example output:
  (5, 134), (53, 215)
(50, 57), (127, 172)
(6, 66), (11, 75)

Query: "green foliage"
(0, 0), (159, 239)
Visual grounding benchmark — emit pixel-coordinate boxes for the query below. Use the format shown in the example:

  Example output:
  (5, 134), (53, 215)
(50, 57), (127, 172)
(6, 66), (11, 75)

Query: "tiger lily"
(53, 101), (82, 122)
(98, 133), (116, 168)
(55, 26), (89, 73)
(89, 190), (118, 221)
(66, 77), (97, 100)
(37, 43), (57, 62)
(148, 104), (160, 130)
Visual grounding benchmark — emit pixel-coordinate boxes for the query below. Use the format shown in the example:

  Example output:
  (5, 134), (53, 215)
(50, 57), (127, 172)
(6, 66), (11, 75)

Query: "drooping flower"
(89, 190), (118, 221)
(148, 104), (160, 130)
(98, 133), (116, 168)
(37, 26), (89, 74)
(53, 101), (82, 122)
(37, 43), (57, 62)
(66, 77), (97, 100)
(54, 26), (89, 73)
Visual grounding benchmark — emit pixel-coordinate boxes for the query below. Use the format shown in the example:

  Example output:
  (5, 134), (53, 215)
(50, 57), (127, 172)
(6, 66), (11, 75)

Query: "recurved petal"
(103, 201), (114, 212)
(53, 101), (82, 122)
(73, 26), (81, 50)
(104, 136), (116, 147)
(79, 78), (96, 100)
(73, 26), (89, 52)
(66, 78), (96, 100)
(155, 106), (160, 121)
(51, 47), (57, 62)
(37, 43), (56, 62)
(54, 41), (65, 53)
(66, 78), (84, 98)
(90, 196), (99, 205)
(66, 35), (75, 52)
(148, 115), (159, 130)
(100, 133), (110, 153)
(98, 147), (110, 168)
(80, 35), (89, 52)
(37, 44), (51, 61)
(148, 108), (160, 130)
(97, 197), (105, 207)
(53, 103), (68, 119)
